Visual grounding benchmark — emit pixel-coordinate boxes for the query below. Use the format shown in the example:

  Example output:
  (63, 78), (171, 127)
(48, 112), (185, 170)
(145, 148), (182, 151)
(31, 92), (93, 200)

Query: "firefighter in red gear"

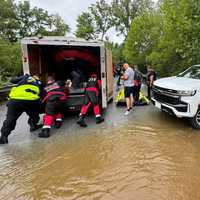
(38, 76), (69, 138)
(77, 74), (104, 127)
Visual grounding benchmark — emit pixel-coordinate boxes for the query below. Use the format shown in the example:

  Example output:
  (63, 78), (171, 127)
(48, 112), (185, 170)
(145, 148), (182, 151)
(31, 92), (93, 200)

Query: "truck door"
(100, 46), (107, 108)
(105, 49), (113, 102)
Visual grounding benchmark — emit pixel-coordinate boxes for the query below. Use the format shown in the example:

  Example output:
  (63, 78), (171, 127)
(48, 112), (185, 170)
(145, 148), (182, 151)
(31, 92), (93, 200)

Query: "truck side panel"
(21, 44), (30, 74)
(100, 46), (107, 108)
(106, 49), (113, 101)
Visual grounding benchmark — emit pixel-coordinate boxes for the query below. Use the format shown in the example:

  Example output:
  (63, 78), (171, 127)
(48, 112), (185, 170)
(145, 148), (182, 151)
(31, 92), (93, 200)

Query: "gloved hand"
(65, 79), (72, 88)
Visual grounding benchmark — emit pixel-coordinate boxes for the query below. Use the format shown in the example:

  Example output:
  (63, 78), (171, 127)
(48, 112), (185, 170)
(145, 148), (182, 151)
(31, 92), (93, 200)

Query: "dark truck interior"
(27, 45), (101, 110)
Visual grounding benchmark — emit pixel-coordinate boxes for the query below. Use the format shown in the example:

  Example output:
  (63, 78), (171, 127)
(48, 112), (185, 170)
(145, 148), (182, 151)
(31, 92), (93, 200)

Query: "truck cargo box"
(21, 36), (113, 111)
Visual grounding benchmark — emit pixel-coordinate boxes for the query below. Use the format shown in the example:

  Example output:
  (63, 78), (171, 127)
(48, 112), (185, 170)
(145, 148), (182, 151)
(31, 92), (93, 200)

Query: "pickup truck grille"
(153, 91), (180, 105)
(152, 86), (180, 105)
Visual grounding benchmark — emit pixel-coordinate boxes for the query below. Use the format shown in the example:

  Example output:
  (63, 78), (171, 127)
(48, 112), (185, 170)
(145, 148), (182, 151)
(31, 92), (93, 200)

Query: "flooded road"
(0, 102), (200, 200)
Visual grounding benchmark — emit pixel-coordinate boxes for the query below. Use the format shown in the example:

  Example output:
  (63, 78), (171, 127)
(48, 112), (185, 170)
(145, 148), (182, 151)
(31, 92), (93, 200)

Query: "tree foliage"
(16, 1), (70, 39)
(0, 0), (18, 42)
(76, 0), (112, 41)
(0, 0), (70, 42)
(76, 12), (96, 40)
(124, 0), (200, 76)
(111, 0), (153, 38)
(0, 38), (22, 85)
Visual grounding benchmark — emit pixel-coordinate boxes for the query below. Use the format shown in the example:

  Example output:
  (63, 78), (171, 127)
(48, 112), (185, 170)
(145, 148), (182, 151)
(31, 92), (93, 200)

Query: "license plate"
(155, 102), (161, 109)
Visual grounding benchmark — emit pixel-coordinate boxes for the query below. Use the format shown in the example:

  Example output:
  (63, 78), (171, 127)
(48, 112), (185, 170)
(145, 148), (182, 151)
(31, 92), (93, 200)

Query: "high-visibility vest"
(9, 84), (40, 100)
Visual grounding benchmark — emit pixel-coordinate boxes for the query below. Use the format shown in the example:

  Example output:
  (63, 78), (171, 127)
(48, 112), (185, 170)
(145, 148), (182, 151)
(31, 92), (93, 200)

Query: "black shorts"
(124, 86), (135, 98)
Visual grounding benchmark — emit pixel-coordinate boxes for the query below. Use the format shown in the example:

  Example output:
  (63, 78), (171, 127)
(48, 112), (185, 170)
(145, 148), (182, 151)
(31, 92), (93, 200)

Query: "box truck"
(21, 36), (113, 111)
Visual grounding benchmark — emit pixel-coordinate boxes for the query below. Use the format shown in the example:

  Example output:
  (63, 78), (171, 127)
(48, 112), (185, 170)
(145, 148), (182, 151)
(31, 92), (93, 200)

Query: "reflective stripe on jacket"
(9, 84), (40, 100)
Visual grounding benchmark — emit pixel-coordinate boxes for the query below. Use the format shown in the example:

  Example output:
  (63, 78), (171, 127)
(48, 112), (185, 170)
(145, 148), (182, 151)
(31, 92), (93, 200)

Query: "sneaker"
(124, 110), (130, 116)
(54, 121), (62, 129)
(38, 128), (50, 138)
(77, 116), (87, 127)
(96, 116), (104, 124)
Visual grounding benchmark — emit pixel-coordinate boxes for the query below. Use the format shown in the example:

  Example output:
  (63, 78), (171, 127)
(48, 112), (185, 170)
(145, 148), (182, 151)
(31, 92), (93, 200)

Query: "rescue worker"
(77, 73), (104, 127)
(0, 74), (42, 144)
(147, 65), (157, 99)
(121, 63), (135, 115)
(38, 76), (69, 138)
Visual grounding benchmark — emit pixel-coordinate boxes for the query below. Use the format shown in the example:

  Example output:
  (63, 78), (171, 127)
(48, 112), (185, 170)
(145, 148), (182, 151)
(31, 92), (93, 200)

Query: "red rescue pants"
(43, 113), (62, 128)
(80, 102), (101, 117)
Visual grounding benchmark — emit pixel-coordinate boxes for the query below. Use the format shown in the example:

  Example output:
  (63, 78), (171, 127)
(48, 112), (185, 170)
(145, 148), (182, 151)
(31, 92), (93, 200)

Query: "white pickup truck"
(152, 65), (200, 129)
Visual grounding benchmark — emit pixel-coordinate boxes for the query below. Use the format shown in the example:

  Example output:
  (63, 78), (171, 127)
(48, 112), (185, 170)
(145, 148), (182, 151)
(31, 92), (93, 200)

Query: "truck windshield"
(177, 66), (200, 79)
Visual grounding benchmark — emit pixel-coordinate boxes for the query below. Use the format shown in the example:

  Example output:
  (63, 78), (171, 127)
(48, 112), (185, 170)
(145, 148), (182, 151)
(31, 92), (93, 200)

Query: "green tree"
(148, 0), (200, 75)
(90, 0), (112, 40)
(111, 0), (153, 38)
(0, 0), (18, 42)
(76, 0), (112, 41)
(16, 1), (70, 38)
(0, 38), (22, 85)
(124, 12), (162, 69)
(76, 12), (96, 40)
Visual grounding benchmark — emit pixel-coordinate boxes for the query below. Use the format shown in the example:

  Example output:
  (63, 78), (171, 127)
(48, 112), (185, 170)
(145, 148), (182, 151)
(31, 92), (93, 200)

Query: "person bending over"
(77, 74), (104, 127)
(0, 74), (42, 144)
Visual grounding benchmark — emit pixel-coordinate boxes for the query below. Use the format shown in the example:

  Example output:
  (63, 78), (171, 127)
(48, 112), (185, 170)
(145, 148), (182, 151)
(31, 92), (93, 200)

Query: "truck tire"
(189, 109), (200, 129)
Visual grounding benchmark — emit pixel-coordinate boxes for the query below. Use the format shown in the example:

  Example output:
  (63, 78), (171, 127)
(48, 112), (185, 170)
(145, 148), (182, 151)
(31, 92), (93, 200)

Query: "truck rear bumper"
(151, 98), (193, 118)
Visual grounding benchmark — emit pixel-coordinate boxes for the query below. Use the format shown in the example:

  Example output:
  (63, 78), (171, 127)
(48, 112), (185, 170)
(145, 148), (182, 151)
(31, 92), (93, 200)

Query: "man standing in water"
(121, 63), (135, 115)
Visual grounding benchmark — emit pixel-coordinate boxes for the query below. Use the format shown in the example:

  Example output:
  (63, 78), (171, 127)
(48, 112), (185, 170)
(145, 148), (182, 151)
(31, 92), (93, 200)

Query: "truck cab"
(152, 65), (200, 128)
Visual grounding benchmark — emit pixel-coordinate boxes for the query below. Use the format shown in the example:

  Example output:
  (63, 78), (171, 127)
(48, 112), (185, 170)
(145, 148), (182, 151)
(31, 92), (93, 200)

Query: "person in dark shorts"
(121, 63), (135, 115)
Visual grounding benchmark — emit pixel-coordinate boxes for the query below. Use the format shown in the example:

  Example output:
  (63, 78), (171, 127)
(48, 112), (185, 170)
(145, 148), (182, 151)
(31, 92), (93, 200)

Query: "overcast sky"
(17, 0), (124, 43)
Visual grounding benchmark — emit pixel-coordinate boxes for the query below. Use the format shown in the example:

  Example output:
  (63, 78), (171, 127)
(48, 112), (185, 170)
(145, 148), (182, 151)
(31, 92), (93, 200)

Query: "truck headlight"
(177, 90), (196, 96)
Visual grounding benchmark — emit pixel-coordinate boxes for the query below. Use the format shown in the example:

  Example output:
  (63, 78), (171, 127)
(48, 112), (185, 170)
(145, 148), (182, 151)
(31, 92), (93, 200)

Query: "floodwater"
(0, 102), (200, 200)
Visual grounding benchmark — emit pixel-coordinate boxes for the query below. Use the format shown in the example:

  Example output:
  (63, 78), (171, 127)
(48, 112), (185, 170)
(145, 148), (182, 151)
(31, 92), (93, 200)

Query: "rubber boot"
(96, 116), (104, 124)
(54, 120), (62, 129)
(0, 135), (8, 144)
(38, 128), (50, 138)
(77, 115), (87, 127)
(30, 124), (43, 132)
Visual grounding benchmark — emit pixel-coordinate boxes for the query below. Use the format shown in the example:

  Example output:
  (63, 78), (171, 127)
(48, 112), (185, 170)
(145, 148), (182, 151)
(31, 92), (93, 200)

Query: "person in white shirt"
(121, 63), (135, 115)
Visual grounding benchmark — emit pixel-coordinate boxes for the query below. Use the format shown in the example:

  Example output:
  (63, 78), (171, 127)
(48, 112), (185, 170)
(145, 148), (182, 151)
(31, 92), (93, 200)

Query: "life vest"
(9, 84), (40, 100)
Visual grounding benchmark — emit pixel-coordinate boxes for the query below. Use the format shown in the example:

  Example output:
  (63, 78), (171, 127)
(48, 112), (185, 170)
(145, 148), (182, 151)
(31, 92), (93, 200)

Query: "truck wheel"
(189, 109), (200, 129)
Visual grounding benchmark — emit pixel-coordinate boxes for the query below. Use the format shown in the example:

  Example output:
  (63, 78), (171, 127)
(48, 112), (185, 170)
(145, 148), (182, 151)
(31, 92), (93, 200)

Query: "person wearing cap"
(38, 76), (69, 138)
(0, 74), (43, 144)
(77, 73), (104, 127)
